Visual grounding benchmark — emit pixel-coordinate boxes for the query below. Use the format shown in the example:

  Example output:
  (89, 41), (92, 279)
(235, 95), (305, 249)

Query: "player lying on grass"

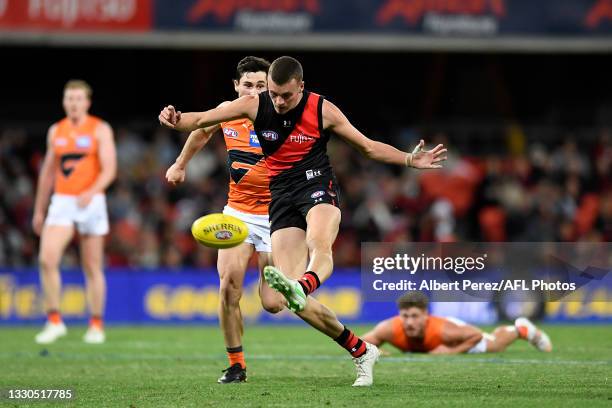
(362, 291), (552, 355)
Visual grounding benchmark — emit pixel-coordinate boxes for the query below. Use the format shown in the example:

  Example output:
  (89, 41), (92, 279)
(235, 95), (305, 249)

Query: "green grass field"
(1, 324), (610, 407)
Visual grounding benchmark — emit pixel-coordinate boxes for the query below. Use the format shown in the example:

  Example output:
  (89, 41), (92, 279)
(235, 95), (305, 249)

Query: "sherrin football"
(191, 213), (249, 249)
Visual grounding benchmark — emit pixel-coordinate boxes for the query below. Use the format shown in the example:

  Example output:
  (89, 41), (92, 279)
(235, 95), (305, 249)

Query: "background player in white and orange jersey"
(32, 80), (117, 344)
(165, 57), (285, 383)
(362, 291), (552, 355)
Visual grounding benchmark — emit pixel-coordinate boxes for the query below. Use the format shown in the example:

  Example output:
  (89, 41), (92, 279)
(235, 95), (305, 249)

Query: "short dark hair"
(397, 291), (429, 311)
(235, 56), (271, 80)
(269, 56), (303, 85)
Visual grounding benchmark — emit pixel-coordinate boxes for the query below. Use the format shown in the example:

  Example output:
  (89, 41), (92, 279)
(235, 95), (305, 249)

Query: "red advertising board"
(0, 0), (152, 31)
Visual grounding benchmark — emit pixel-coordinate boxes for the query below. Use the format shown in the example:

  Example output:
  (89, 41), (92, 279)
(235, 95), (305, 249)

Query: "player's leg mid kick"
(266, 199), (379, 387)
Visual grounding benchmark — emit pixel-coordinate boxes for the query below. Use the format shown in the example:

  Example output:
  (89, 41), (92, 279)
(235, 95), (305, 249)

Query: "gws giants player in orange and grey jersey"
(363, 291), (552, 355)
(165, 57), (285, 384)
(33, 80), (117, 345)
(159, 56), (447, 387)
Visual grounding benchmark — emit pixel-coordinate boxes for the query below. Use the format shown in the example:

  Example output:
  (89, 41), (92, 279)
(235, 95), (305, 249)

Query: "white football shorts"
(45, 193), (109, 236)
(445, 317), (494, 354)
(223, 205), (271, 253)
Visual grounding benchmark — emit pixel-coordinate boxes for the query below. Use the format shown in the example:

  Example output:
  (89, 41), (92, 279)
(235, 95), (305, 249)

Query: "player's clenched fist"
(158, 105), (181, 129)
(166, 163), (186, 185)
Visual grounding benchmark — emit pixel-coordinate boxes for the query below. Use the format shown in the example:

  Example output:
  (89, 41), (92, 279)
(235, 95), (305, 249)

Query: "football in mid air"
(190, 213), (249, 249)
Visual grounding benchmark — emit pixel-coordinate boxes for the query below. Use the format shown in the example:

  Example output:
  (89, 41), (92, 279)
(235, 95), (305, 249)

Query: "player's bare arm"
(166, 101), (234, 185)
(322, 99), (447, 169)
(32, 125), (57, 236)
(361, 319), (394, 347)
(361, 319), (395, 356)
(431, 321), (483, 355)
(158, 95), (258, 133)
(77, 122), (117, 208)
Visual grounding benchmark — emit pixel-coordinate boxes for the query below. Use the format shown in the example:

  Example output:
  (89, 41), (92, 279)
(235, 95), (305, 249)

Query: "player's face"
(399, 307), (428, 337)
(234, 71), (267, 98)
(63, 88), (91, 120)
(268, 78), (304, 114)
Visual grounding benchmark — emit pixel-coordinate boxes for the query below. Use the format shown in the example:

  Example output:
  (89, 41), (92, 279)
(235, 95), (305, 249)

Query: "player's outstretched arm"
(431, 322), (483, 355)
(32, 126), (57, 236)
(166, 126), (218, 186)
(158, 95), (258, 133)
(166, 101), (230, 185)
(322, 100), (447, 169)
(362, 320), (395, 356)
(361, 319), (393, 347)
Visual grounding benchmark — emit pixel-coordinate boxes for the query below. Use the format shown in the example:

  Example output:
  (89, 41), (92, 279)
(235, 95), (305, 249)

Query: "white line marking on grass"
(1, 352), (610, 366)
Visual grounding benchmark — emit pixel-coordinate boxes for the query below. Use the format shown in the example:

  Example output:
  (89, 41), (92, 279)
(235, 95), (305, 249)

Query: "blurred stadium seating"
(0, 122), (610, 268)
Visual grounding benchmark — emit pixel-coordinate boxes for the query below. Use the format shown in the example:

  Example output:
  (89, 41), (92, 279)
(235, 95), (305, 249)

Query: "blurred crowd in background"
(0, 123), (610, 269)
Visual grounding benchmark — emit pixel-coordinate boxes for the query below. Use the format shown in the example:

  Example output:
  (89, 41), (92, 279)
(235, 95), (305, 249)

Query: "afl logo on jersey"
(76, 136), (92, 148)
(223, 128), (239, 138)
(54, 138), (68, 147)
(261, 130), (278, 141)
(249, 131), (261, 147)
(311, 190), (325, 199)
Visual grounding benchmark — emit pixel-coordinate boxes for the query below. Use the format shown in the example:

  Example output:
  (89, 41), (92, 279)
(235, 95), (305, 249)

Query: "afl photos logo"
(261, 130), (279, 141)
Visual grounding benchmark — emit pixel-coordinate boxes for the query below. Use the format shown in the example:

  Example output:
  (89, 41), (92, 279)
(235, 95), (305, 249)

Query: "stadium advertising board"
(0, 0), (152, 31)
(2, 0), (610, 35)
(155, 0), (612, 35)
(1, 268), (610, 324)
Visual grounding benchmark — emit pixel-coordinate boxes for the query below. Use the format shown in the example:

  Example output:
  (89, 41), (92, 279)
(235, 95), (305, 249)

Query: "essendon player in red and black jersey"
(255, 89), (339, 233)
(159, 56), (447, 387)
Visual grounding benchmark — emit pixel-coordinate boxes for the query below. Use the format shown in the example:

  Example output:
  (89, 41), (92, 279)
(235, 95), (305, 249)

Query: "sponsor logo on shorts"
(215, 230), (234, 240)
(311, 190), (325, 198)
(305, 169), (322, 180)
(249, 131), (260, 147)
(261, 130), (278, 141)
(76, 136), (91, 148)
(223, 128), (239, 138)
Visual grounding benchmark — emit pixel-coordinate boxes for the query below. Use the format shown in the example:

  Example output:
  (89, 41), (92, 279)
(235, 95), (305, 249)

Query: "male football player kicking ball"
(165, 56), (285, 383)
(159, 56), (447, 386)
(362, 291), (552, 355)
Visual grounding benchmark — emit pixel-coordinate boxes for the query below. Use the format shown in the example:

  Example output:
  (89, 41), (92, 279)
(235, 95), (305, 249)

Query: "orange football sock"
(47, 310), (62, 324)
(227, 346), (246, 369)
(90, 316), (104, 329)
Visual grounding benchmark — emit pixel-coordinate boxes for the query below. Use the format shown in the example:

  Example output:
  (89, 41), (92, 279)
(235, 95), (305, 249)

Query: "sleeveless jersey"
(221, 118), (270, 215)
(51, 115), (102, 196)
(254, 91), (332, 183)
(389, 315), (446, 352)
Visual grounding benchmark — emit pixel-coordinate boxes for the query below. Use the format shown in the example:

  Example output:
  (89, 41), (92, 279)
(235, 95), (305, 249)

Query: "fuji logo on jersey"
(76, 136), (91, 148)
(261, 130), (279, 141)
(215, 230), (234, 240)
(311, 190), (325, 199)
(249, 131), (260, 147)
(223, 128), (239, 138)
(289, 133), (315, 144)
